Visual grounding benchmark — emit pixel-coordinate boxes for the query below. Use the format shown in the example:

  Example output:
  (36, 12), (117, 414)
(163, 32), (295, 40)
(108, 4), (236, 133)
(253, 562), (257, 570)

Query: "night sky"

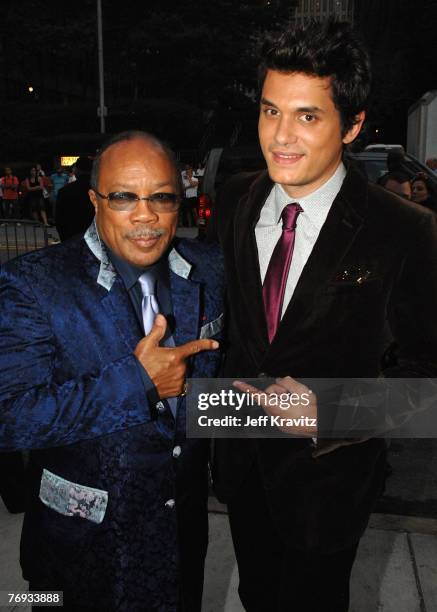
(0, 0), (436, 164)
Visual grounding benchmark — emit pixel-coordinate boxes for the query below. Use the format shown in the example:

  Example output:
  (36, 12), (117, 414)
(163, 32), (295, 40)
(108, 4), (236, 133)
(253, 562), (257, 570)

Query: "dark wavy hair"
(258, 19), (371, 136)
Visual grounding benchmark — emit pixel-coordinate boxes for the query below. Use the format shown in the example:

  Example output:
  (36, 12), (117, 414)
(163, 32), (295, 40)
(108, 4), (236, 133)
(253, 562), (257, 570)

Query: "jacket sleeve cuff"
(134, 358), (160, 409)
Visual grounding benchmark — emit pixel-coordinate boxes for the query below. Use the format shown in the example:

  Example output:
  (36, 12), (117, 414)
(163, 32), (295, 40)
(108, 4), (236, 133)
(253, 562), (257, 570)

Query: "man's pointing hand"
(135, 314), (219, 399)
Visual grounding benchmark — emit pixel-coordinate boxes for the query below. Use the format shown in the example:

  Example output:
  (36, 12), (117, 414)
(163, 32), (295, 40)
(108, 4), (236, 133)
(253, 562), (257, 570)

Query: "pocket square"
(200, 312), (224, 339)
(334, 266), (374, 284)
(39, 468), (108, 524)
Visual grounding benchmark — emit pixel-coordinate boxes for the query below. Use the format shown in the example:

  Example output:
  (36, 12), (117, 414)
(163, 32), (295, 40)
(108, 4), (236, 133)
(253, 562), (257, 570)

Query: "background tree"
(355, 0), (437, 145)
(0, 0), (297, 161)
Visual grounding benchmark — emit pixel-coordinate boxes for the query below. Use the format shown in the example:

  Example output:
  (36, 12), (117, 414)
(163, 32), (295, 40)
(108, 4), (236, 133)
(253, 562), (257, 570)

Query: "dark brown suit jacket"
(213, 164), (437, 553)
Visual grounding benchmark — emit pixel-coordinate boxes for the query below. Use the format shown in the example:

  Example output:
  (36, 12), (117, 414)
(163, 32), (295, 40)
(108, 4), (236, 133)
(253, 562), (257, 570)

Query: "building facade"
(293, 0), (354, 24)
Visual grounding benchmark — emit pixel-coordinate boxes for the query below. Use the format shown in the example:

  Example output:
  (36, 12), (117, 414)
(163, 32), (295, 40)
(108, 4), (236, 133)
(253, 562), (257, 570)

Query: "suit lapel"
(169, 271), (200, 347)
(267, 166), (368, 352)
(82, 230), (201, 353)
(79, 236), (145, 352)
(233, 171), (273, 356)
(100, 274), (143, 352)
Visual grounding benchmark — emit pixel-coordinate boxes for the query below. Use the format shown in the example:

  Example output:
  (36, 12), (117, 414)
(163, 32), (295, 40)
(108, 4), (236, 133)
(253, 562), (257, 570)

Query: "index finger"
(175, 338), (219, 359)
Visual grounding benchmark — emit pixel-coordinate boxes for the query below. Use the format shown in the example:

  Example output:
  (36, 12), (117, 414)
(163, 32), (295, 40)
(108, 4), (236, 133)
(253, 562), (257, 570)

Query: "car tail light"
(198, 193), (211, 208)
(197, 193), (212, 220)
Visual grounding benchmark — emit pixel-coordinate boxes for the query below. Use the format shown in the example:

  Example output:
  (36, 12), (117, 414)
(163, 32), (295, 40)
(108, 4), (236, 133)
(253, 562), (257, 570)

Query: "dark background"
(0, 0), (436, 167)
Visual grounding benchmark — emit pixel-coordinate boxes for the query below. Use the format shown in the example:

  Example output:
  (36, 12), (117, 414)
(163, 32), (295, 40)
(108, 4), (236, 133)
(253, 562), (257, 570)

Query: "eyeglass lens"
(106, 191), (180, 212)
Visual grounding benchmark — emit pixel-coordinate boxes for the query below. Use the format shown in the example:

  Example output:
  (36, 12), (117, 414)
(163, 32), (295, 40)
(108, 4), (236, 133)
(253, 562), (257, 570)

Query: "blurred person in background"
(68, 163), (77, 183)
(55, 156), (95, 241)
(425, 158), (437, 174)
(49, 165), (69, 221)
(411, 173), (437, 213)
(378, 170), (412, 200)
(0, 167), (20, 219)
(36, 163), (46, 177)
(386, 149), (406, 172)
(180, 163), (198, 227)
(194, 161), (205, 179)
(36, 162), (51, 208)
(25, 166), (49, 225)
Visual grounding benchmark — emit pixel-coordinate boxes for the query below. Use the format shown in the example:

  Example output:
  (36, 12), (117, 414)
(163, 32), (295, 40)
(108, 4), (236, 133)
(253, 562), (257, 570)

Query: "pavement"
(1, 496), (437, 612)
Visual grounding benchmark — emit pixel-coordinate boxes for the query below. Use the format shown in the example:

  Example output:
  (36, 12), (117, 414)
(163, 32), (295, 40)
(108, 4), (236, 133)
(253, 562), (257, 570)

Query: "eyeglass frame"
(92, 188), (182, 212)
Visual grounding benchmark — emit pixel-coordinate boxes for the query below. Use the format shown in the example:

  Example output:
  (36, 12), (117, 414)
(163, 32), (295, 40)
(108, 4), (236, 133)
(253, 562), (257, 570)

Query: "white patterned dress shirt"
(255, 162), (347, 318)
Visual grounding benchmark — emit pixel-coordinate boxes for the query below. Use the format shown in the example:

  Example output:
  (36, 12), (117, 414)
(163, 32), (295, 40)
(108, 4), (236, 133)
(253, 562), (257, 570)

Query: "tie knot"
(281, 202), (303, 230)
(138, 273), (156, 297)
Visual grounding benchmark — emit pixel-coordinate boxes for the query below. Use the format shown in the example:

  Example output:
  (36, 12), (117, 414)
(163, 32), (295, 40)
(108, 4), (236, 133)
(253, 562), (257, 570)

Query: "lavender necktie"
(262, 202), (303, 343)
(138, 273), (159, 334)
(138, 273), (178, 417)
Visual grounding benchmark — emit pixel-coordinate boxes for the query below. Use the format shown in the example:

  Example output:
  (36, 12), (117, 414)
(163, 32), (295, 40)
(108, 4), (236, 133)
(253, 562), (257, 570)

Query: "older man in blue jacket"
(0, 131), (224, 611)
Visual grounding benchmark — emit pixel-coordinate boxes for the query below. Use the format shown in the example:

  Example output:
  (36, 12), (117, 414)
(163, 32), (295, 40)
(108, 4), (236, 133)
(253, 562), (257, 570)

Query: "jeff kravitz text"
(197, 414), (317, 428)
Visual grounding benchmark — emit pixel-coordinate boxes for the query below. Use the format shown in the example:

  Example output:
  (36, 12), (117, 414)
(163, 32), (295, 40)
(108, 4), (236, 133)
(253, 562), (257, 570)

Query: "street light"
(97, 0), (106, 134)
(28, 86), (34, 93)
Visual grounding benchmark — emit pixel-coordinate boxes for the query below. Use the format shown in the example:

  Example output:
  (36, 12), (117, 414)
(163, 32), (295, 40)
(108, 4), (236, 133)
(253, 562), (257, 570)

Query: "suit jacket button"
(258, 372), (268, 378)
(165, 498), (176, 509)
(156, 401), (166, 413)
(172, 446), (182, 458)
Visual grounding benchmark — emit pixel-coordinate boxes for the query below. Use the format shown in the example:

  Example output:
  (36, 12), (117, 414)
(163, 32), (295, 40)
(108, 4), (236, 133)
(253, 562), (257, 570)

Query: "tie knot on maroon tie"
(281, 202), (303, 230)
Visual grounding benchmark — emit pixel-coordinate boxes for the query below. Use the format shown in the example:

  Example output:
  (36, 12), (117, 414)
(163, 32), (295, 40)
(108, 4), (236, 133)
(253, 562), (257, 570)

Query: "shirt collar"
(84, 220), (193, 291)
(273, 162), (347, 229)
(107, 247), (167, 291)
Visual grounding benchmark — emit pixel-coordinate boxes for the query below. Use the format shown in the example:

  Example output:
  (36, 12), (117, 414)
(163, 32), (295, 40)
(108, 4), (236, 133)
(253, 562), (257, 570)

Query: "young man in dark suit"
(213, 20), (437, 612)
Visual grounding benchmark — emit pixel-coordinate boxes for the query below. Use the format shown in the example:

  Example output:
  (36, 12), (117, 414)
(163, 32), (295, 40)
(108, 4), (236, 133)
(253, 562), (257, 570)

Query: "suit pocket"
(39, 468), (108, 524)
(322, 277), (382, 296)
(200, 312), (224, 338)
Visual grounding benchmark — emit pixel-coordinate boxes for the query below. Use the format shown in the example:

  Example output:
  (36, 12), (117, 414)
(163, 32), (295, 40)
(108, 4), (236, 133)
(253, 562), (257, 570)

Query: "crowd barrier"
(0, 219), (50, 265)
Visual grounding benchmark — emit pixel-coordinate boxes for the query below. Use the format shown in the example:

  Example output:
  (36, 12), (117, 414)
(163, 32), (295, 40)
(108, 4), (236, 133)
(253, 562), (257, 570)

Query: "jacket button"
(156, 401), (166, 413)
(165, 499), (176, 509)
(172, 446), (181, 458)
(258, 372), (268, 378)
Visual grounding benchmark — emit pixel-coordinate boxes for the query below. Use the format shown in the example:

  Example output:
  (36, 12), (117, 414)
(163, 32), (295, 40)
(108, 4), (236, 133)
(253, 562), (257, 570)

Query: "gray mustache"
(125, 228), (165, 239)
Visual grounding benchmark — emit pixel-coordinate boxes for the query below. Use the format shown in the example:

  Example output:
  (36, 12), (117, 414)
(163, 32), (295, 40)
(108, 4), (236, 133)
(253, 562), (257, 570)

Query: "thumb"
(144, 314), (167, 346)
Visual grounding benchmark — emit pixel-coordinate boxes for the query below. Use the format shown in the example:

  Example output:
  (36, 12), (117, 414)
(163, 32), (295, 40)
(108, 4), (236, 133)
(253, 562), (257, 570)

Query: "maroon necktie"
(262, 203), (303, 343)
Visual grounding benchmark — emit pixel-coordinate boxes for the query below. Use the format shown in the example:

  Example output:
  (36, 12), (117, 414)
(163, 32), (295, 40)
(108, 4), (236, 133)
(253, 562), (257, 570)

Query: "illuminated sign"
(60, 156), (79, 166)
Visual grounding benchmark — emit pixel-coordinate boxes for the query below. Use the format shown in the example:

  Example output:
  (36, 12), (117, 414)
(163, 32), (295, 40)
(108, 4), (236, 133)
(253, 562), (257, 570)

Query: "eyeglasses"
(93, 189), (181, 212)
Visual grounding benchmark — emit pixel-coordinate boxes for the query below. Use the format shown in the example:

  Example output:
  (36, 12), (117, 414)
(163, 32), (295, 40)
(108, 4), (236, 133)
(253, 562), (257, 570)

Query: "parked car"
(198, 145), (437, 239)
(364, 144), (405, 152)
(197, 145), (266, 238)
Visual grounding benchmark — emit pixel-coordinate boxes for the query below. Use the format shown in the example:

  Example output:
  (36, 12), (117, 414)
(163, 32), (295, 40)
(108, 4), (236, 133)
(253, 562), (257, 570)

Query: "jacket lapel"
(81, 224), (144, 352)
(267, 166), (368, 353)
(100, 275), (143, 352)
(169, 270), (200, 348)
(82, 225), (202, 352)
(233, 171), (273, 357)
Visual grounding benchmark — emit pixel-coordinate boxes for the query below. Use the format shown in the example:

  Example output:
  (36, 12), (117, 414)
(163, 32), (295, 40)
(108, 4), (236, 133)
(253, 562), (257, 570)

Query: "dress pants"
(0, 451), (26, 513)
(227, 464), (359, 612)
(177, 483), (209, 612)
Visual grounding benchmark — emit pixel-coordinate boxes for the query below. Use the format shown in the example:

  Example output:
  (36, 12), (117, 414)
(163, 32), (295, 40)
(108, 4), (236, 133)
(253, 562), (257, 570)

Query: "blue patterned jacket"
(0, 225), (224, 611)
